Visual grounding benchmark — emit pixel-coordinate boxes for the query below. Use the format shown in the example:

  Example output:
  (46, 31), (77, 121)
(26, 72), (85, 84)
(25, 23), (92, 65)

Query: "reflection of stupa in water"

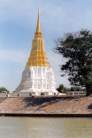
(15, 11), (58, 96)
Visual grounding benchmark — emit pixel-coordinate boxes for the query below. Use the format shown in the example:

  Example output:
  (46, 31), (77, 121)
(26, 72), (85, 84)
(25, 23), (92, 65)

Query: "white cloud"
(0, 49), (27, 63)
(47, 51), (70, 87)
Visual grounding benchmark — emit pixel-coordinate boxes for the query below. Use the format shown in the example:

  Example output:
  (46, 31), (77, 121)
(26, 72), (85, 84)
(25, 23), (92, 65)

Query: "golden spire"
(36, 9), (41, 33)
(27, 11), (49, 67)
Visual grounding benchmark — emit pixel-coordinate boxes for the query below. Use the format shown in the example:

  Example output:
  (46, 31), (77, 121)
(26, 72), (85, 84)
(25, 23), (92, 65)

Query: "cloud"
(0, 49), (27, 63)
(47, 51), (70, 87)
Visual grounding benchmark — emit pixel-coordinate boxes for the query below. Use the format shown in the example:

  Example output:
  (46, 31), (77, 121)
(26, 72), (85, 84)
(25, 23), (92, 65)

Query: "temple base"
(15, 66), (58, 96)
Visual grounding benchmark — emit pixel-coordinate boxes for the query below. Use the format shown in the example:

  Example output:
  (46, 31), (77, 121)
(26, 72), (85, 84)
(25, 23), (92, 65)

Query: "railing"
(66, 91), (86, 96)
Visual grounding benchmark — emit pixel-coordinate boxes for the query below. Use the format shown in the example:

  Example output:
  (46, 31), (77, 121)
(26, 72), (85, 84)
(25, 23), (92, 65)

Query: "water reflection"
(0, 117), (91, 138)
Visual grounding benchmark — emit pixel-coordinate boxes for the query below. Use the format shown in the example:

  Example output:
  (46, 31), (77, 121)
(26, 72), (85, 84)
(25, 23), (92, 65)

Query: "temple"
(15, 12), (58, 96)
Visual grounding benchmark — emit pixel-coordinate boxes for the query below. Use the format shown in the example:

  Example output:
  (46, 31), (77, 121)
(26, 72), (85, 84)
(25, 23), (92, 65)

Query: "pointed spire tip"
(36, 9), (41, 33)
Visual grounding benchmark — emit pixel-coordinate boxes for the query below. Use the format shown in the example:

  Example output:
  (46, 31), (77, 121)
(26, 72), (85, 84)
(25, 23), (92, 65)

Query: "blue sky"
(0, 0), (92, 91)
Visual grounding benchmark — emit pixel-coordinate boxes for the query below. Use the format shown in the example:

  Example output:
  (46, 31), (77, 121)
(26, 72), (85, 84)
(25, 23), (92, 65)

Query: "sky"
(0, 0), (92, 91)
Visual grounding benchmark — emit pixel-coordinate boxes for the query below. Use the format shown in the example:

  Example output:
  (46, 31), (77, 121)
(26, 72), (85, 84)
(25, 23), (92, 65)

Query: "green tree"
(56, 30), (92, 96)
(0, 87), (9, 93)
(57, 84), (64, 93)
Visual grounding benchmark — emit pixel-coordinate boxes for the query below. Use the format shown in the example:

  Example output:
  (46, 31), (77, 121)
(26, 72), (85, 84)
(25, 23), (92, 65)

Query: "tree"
(57, 84), (64, 93)
(56, 30), (92, 96)
(57, 84), (68, 93)
(0, 87), (9, 93)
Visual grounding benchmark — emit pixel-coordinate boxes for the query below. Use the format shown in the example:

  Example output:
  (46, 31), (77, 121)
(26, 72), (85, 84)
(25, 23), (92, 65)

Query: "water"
(0, 117), (92, 138)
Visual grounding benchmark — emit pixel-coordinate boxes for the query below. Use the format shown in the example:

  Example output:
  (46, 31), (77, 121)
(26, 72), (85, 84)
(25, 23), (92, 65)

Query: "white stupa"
(15, 12), (58, 96)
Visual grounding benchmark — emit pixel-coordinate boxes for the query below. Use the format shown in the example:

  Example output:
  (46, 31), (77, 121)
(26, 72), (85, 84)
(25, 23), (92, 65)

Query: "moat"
(0, 117), (92, 138)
